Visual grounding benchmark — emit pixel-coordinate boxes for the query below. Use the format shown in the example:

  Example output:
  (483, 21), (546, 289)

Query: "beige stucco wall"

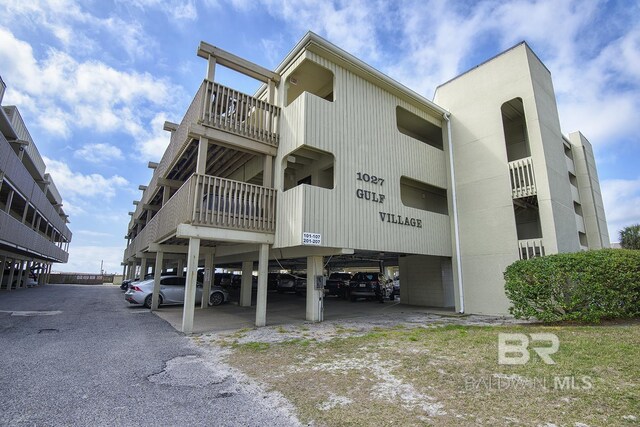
(570, 131), (610, 248)
(434, 43), (580, 315)
(399, 255), (454, 308)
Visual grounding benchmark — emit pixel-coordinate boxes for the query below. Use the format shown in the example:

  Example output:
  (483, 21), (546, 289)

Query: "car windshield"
(330, 273), (351, 280)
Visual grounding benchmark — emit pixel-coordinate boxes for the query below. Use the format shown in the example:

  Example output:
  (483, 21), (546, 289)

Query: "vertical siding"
(275, 51), (451, 256)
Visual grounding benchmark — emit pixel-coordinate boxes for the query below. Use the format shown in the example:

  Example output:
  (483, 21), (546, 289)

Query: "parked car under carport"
(124, 276), (229, 308)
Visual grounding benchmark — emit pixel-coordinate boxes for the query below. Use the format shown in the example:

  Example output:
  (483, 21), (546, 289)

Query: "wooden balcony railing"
(124, 174), (276, 259)
(518, 238), (545, 260)
(509, 157), (537, 199)
(192, 174), (276, 232)
(201, 81), (280, 147)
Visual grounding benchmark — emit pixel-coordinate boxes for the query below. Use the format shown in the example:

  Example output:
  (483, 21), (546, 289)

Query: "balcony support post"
(200, 252), (215, 309)
(255, 243), (269, 327)
(181, 237), (201, 334)
(16, 260), (25, 288)
(206, 55), (216, 81)
(263, 155), (273, 188)
(196, 138), (209, 175)
(151, 251), (164, 311)
(240, 261), (253, 307)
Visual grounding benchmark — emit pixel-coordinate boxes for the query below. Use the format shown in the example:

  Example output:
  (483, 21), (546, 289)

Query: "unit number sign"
(302, 232), (321, 245)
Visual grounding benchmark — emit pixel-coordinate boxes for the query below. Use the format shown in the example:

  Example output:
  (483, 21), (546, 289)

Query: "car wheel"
(144, 294), (162, 309)
(209, 292), (224, 306)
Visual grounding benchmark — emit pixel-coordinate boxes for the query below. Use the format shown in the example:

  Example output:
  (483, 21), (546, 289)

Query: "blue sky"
(0, 0), (638, 273)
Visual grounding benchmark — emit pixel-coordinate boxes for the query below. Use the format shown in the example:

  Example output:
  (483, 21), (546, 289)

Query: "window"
(400, 177), (448, 214)
(396, 107), (443, 150)
(283, 146), (335, 191)
(285, 60), (334, 106)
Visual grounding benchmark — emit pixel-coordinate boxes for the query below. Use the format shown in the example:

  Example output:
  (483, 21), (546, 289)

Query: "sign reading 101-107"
(355, 172), (385, 203)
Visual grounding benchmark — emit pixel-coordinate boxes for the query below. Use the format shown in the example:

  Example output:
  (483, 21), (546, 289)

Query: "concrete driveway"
(151, 289), (455, 333)
(0, 284), (299, 426)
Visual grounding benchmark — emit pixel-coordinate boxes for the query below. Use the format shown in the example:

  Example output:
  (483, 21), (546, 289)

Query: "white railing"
(201, 81), (280, 147)
(508, 157), (537, 199)
(192, 174), (276, 232)
(518, 238), (545, 260)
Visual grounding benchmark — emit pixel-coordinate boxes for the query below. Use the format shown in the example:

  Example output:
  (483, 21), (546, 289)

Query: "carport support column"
(306, 256), (324, 322)
(177, 258), (184, 277)
(200, 252), (214, 309)
(139, 258), (147, 280)
(151, 251), (164, 311)
(239, 261), (253, 307)
(6, 260), (16, 291)
(255, 244), (269, 327)
(0, 256), (6, 289)
(181, 238), (200, 334)
(16, 260), (25, 288)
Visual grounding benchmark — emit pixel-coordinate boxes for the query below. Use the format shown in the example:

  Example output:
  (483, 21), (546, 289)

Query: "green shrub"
(504, 249), (640, 322)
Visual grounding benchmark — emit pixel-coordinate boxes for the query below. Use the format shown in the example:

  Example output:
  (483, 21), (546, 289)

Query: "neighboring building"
(0, 75), (72, 290)
(122, 33), (608, 332)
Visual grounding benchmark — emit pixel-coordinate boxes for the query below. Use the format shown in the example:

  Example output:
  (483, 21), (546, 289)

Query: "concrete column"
(181, 238), (201, 334)
(6, 260), (16, 290)
(177, 258), (184, 277)
(255, 244), (269, 327)
(200, 252), (215, 309)
(239, 261), (253, 307)
(306, 256), (324, 322)
(151, 251), (164, 311)
(21, 204), (29, 223)
(46, 263), (52, 285)
(121, 264), (127, 282)
(139, 258), (148, 280)
(0, 255), (6, 288)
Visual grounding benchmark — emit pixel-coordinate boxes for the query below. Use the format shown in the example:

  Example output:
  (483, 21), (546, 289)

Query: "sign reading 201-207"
(355, 171), (385, 203)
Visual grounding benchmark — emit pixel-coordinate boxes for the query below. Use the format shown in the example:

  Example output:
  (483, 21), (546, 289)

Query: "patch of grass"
(235, 341), (270, 352)
(222, 322), (640, 426)
(276, 326), (287, 334)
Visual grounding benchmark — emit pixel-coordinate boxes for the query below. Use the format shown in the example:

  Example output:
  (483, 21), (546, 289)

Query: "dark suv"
(348, 272), (390, 302)
(325, 272), (352, 298)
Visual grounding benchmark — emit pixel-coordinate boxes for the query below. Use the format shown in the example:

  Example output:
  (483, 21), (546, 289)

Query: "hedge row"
(504, 249), (640, 322)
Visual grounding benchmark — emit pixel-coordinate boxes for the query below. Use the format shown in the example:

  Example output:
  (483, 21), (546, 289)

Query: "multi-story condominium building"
(0, 76), (72, 290)
(122, 33), (608, 333)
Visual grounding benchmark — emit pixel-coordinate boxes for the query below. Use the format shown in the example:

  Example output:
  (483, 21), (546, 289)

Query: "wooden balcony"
(509, 157), (537, 199)
(518, 238), (545, 260)
(124, 174), (276, 258)
(200, 81), (280, 147)
(127, 80), (280, 234)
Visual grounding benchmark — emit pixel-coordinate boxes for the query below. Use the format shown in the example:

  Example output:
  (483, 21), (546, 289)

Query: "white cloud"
(121, 0), (198, 21)
(43, 156), (129, 200)
(0, 0), (156, 59)
(601, 178), (640, 242)
(136, 113), (172, 161)
(0, 27), (186, 157)
(74, 143), (124, 163)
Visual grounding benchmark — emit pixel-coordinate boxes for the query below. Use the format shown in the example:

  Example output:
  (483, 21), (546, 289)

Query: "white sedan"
(124, 275), (229, 308)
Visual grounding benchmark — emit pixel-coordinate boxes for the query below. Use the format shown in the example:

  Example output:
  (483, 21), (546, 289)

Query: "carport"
(140, 249), (456, 334)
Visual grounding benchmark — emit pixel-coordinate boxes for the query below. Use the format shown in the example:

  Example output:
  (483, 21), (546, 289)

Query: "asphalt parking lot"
(0, 284), (299, 426)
